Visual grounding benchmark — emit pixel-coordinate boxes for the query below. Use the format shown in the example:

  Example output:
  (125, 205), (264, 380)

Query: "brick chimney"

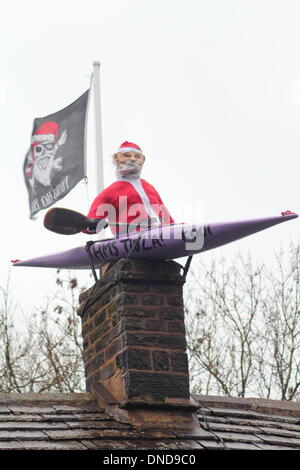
(78, 258), (199, 427)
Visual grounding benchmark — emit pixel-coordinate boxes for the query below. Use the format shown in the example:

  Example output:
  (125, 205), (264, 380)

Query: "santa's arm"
(83, 190), (109, 234)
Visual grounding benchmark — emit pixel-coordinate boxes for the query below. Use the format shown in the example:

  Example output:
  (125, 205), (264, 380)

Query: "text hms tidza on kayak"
(91, 225), (210, 262)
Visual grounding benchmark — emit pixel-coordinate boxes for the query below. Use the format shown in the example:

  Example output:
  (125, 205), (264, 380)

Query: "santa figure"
(85, 141), (174, 235)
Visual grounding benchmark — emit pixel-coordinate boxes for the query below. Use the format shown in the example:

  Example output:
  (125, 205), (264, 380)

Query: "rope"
(85, 241), (99, 282)
(83, 176), (90, 212)
(198, 407), (228, 450)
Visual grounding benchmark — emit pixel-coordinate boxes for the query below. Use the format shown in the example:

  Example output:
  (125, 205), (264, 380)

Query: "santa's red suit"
(85, 141), (174, 235)
(86, 178), (174, 235)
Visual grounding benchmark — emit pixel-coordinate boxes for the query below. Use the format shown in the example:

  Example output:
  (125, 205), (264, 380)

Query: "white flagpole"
(92, 61), (104, 194)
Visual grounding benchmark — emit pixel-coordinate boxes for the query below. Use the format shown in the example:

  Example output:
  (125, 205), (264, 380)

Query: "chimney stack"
(78, 258), (199, 427)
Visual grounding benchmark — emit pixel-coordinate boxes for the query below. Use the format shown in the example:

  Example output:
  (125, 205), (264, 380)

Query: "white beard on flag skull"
(23, 90), (89, 218)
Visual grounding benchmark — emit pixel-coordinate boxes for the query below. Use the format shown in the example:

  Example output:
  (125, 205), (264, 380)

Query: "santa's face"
(115, 151), (145, 178)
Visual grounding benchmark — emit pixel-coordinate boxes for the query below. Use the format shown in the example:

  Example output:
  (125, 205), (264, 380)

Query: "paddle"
(43, 207), (160, 235)
(43, 207), (108, 235)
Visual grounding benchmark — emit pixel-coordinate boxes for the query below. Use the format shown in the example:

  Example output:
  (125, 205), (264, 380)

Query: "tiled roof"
(195, 395), (300, 450)
(0, 393), (299, 450)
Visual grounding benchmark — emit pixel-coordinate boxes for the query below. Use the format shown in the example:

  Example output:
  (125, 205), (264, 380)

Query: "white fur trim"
(127, 179), (160, 223)
(115, 146), (143, 154)
(31, 134), (55, 144)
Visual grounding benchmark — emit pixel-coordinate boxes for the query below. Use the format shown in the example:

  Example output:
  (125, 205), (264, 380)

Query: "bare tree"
(0, 275), (34, 392)
(185, 242), (300, 401)
(0, 271), (88, 393)
(256, 243), (300, 400)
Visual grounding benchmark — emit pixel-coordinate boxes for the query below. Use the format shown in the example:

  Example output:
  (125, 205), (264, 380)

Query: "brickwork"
(79, 258), (191, 407)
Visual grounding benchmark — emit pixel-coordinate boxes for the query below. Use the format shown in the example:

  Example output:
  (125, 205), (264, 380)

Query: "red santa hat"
(31, 121), (59, 146)
(115, 141), (143, 154)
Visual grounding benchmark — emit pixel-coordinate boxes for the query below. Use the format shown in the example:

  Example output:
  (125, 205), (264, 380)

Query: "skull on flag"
(25, 121), (67, 191)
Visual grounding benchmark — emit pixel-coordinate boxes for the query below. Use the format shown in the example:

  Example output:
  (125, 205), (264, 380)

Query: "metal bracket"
(85, 241), (98, 282)
(182, 255), (193, 280)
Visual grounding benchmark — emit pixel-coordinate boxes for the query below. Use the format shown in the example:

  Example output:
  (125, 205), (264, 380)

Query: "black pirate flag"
(23, 89), (90, 218)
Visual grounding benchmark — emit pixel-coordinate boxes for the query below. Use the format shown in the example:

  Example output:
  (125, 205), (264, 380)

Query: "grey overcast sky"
(0, 0), (299, 314)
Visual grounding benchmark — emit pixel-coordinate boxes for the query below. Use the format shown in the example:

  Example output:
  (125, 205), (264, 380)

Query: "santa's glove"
(87, 218), (108, 233)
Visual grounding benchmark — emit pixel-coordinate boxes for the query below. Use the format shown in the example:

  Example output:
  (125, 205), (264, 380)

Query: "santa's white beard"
(116, 161), (142, 179)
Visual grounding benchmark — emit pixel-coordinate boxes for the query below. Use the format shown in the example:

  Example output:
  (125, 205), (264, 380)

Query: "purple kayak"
(13, 212), (298, 270)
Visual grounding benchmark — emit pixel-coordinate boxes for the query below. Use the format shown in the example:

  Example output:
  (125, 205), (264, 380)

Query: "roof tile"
(51, 405), (91, 413)
(15, 440), (88, 450)
(287, 438), (300, 447)
(254, 433), (300, 448)
(255, 426), (300, 439)
(201, 421), (262, 434)
(0, 430), (47, 441)
(196, 439), (226, 450)
(215, 431), (265, 444)
(0, 406), (11, 414)
(254, 443), (298, 450)
(206, 407), (260, 419)
(41, 412), (109, 422)
(248, 412), (300, 424)
(195, 394), (300, 416)
(0, 441), (22, 450)
(0, 414), (43, 422)
(0, 421), (69, 430)
(66, 420), (131, 430)
(222, 442), (262, 450)
(80, 439), (204, 450)
(43, 428), (143, 441)
(7, 406), (56, 414)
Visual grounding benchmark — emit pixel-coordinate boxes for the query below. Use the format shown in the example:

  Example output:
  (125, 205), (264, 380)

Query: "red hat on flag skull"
(115, 141), (143, 154)
(31, 121), (59, 146)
